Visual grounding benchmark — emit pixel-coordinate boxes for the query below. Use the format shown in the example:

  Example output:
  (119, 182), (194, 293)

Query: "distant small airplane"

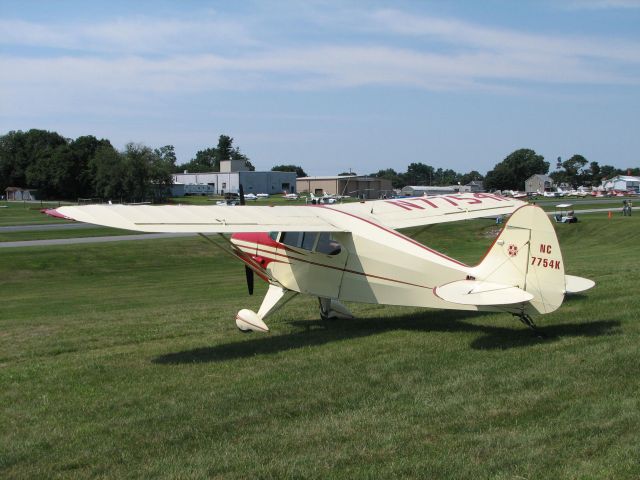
(282, 192), (299, 200)
(309, 192), (338, 204)
(48, 192), (594, 336)
(243, 193), (259, 201)
(538, 190), (560, 198)
(505, 190), (528, 199)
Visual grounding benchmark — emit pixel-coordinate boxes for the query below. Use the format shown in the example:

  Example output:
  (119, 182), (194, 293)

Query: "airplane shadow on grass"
(153, 308), (620, 364)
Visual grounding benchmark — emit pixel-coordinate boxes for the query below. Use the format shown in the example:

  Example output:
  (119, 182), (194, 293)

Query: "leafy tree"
(433, 168), (460, 186)
(403, 162), (435, 186)
(588, 161), (601, 185)
(180, 148), (217, 173)
(559, 154), (589, 187)
(71, 136), (111, 198)
(215, 135), (254, 170)
(337, 172), (357, 176)
(484, 148), (549, 191)
(0, 129), (67, 191)
(89, 144), (128, 201)
(460, 170), (484, 185)
(599, 164), (618, 181)
(150, 146), (176, 200)
(272, 164), (308, 177)
(178, 135), (254, 172)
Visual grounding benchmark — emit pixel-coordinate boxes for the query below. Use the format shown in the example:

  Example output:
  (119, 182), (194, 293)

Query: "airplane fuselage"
(231, 220), (478, 313)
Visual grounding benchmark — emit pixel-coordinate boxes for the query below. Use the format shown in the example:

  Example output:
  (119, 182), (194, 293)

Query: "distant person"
(628, 200), (633, 216)
(622, 200), (629, 216)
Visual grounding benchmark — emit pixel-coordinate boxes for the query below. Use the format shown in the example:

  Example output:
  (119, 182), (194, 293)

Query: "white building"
(401, 185), (458, 196)
(171, 170), (297, 196)
(602, 175), (640, 193)
(525, 174), (554, 193)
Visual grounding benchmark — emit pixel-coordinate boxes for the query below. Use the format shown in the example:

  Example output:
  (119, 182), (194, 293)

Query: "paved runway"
(0, 232), (196, 248)
(0, 223), (94, 232)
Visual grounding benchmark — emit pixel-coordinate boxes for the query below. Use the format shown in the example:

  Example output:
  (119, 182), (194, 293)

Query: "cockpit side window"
(280, 231), (303, 248)
(315, 232), (341, 255)
(280, 231), (319, 251)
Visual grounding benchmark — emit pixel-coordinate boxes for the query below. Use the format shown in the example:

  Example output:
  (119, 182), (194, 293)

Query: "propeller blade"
(239, 184), (246, 206)
(245, 265), (254, 295)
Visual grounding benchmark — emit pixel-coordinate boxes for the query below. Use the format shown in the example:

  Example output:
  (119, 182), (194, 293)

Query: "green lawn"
(1, 216), (639, 478)
(0, 201), (70, 226)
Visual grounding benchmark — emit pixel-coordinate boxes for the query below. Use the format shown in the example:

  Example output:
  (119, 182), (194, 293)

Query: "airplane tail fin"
(470, 204), (566, 314)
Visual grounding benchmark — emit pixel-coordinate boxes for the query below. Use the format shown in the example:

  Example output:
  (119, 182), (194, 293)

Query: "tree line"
(369, 165), (484, 189)
(0, 129), (176, 202)
(482, 149), (636, 191)
(0, 130), (253, 201)
(1, 129), (637, 200)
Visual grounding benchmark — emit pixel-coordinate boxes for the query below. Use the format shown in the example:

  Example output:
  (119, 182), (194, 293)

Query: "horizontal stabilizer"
(565, 275), (595, 294)
(435, 280), (534, 306)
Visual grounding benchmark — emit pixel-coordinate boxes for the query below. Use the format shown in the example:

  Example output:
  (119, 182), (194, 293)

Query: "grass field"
(0, 202), (70, 226)
(1, 213), (639, 478)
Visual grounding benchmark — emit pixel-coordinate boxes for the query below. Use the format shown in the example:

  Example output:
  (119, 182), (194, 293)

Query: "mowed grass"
(0, 202), (70, 226)
(1, 215), (639, 478)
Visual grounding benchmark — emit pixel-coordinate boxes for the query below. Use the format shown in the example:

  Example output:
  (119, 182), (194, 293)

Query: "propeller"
(245, 266), (254, 295)
(238, 184), (253, 295)
(239, 184), (246, 206)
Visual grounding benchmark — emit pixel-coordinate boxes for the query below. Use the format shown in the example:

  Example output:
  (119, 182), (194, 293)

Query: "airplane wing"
(328, 193), (526, 230)
(52, 193), (525, 233)
(54, 204), (345, 233)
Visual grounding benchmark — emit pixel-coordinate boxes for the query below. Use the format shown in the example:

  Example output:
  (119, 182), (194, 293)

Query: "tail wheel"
(318, 298), (332, 321)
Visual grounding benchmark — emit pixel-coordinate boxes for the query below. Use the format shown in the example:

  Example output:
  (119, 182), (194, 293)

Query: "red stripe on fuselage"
(319, 206), (468, 267)
(233, 235), (433, 289)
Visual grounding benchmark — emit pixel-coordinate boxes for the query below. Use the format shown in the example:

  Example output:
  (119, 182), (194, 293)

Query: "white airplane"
(309, 192), (338, 204)
(506, 190), (528, 199)
(282, 192), (299, 200)
(538, 190), (560, 198)
(48, 192), (594, 335)
(243, 193), (259, 201)
(256, 193), (269, 199)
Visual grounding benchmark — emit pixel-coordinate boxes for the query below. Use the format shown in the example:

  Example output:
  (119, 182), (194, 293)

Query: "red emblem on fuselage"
(508, 244), (518, 257)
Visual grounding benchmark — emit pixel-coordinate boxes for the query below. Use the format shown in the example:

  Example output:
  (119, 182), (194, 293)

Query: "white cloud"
(566, 0), (640, 9)
(0, 15), (257, 54)
(1, 6), (639, 119)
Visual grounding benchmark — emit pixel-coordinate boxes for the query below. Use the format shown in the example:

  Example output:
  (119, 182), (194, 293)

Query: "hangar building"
(172, 161), (297, 196)
(296, 175), (393, 199)
(525, 174), (554, 193)
(602, 175), (640, 193)
(401, 185), (458, 196)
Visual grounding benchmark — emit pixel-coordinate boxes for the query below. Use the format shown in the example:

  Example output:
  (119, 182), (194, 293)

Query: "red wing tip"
(42, 208), (73, 220)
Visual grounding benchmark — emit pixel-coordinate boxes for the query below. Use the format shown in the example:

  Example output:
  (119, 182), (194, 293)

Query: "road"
(0, 223), (95, 232)
(0, 232), (196, 249)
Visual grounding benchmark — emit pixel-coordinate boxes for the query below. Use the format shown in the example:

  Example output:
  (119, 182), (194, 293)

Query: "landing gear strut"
(513, 312), (546, 338)
(318, 298), (354, 321)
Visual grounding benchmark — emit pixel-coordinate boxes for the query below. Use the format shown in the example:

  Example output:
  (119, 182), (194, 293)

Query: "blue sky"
(1, 0), (639, 175)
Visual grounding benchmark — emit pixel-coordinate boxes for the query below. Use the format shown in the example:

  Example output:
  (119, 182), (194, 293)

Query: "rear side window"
(301, 233), (317, 250)
(316, 233), (341, 255)
(280, 232), (319, 251)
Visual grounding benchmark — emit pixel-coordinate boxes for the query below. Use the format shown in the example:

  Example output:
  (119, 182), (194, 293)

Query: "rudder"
(470, 205), (565, 314)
